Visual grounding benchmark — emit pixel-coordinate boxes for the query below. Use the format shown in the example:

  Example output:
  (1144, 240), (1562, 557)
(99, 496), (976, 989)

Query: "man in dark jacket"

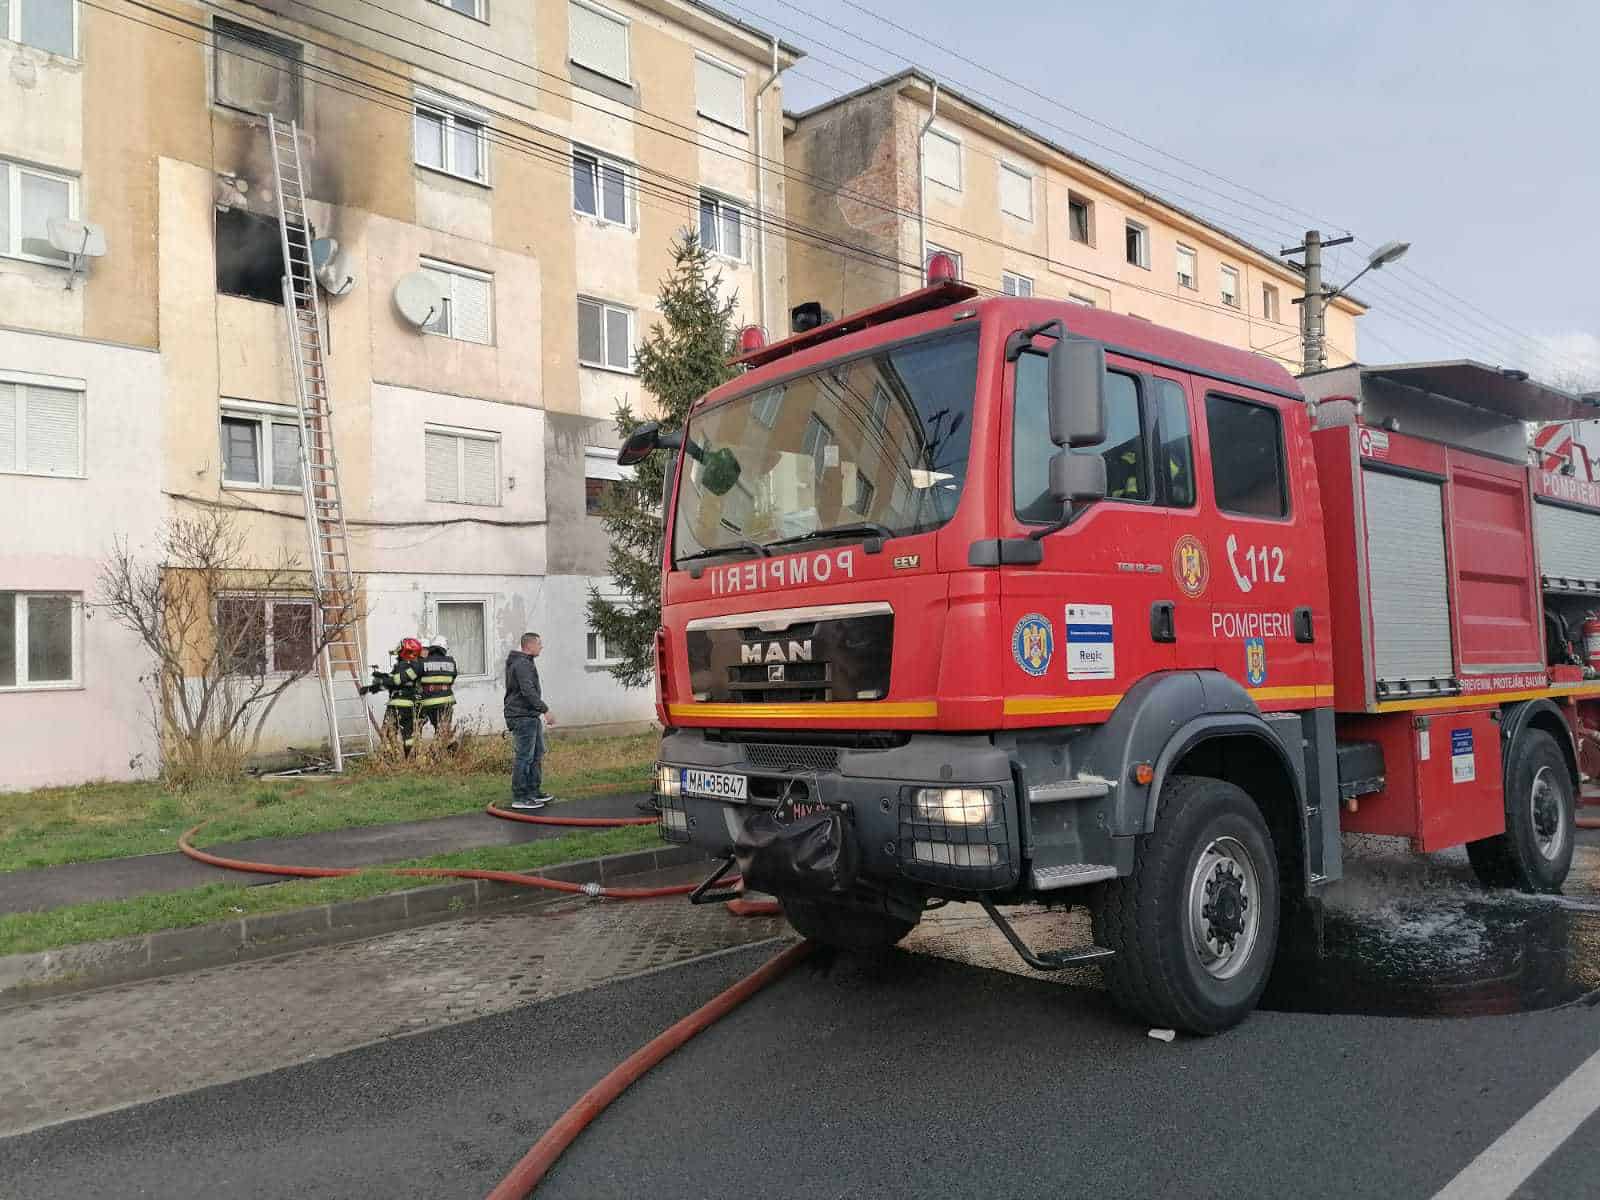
(504, 632), (555, 811)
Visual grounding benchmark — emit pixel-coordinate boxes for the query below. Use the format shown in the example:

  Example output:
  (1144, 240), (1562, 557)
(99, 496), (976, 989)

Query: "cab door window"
(1013, 355), (1145, 522)
(1206, 393), (1288, 517)
(1153, 377), (1196, 507)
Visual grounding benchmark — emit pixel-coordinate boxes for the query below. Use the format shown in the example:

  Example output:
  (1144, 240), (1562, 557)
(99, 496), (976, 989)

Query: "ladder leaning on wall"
(267, 115), (373, 771)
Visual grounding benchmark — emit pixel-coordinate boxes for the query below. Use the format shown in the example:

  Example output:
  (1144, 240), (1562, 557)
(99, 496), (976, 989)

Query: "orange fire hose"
(485, 939), (815, 1200)
(485, 803), (658, 828)
(178, 820), (724, 900)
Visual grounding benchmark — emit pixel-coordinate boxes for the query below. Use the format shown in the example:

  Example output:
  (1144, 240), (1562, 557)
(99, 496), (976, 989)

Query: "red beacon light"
(737, 325), (767, 354)
(926, 251), (960, 284)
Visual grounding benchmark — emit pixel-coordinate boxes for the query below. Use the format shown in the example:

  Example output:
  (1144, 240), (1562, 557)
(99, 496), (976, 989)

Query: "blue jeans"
(508, 716), (545, 800)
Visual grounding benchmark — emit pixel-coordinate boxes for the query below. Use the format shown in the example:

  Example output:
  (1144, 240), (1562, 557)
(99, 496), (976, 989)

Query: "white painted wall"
(0, 329), (163, 789)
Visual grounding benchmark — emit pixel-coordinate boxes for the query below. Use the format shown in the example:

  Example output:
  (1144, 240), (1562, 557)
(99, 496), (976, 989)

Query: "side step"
(1031, 863), (1118, 890)
(980, 898), (1115, 972)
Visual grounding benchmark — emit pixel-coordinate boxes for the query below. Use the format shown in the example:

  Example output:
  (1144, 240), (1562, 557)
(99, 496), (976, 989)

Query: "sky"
(731, 0), (1600, 389)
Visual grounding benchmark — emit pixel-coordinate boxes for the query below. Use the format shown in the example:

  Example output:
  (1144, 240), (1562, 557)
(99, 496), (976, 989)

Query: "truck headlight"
(656, 766), (682, 798)
(913, 786), (994, 825)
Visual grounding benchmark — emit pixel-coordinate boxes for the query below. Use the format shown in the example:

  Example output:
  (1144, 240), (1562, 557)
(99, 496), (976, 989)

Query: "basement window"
(216, 208), (287, 304)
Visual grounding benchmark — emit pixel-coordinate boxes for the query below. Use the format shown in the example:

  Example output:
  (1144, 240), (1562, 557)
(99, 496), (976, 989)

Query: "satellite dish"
(394, 271), (444, 329)
(47, 218), (106, 258)
(312, 237), (357, 298)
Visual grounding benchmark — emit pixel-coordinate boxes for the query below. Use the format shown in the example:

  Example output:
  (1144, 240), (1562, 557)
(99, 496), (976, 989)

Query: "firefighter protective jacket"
(419, 649), (458, 709)
(373, 658), (423, 707)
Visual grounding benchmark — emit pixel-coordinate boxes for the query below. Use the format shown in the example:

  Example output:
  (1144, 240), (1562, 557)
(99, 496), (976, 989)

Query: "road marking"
(1432, 1041), (1600, 1199)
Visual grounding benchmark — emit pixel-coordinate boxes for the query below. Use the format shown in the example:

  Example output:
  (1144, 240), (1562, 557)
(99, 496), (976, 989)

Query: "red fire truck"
(619, 272), (1600, 1033)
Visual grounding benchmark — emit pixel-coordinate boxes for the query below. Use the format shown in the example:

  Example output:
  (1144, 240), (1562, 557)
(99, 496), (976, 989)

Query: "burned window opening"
(216, 207), (306, 305)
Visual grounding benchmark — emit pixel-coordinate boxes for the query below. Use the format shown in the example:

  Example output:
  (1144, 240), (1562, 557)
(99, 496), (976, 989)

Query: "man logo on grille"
(768, 663), (785, 683)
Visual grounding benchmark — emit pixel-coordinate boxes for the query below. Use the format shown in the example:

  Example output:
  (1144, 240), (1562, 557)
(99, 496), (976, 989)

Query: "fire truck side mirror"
(1048, 338), (1108, 449)
(1049, 450), (1108, 504)
(617, 422), (683, 466)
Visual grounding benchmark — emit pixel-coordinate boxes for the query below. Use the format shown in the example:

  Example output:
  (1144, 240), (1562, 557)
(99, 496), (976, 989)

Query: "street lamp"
(1281, 232), (1410, 373)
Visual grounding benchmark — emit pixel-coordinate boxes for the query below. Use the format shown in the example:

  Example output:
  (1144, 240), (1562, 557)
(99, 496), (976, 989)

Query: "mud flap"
(735, 808), (859, 897)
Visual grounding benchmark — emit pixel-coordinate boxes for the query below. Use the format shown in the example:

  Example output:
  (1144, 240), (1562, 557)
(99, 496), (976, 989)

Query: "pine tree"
(587, 234), (736, 687)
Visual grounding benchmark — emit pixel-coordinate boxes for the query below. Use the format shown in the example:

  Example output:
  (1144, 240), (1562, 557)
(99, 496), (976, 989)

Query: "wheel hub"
(1530, 766), (1567, 861)
(1187, 837), (1262, 981)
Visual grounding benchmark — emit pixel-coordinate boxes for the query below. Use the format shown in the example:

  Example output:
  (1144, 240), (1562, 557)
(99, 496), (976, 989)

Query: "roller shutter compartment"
(1363, 469), (1454, 686)
(1535, 500), (1600, 590)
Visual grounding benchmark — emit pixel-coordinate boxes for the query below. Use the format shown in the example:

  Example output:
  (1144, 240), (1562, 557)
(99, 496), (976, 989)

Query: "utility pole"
(1281, 229), (1350, 373)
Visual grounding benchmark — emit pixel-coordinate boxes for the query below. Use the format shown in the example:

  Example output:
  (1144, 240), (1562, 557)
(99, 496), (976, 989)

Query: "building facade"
(1, 0), (794, 786)
(784, 72), (1363, 371)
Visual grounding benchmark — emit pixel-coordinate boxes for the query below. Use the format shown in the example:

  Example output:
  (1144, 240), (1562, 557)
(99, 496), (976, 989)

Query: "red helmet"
(398, 637), (424, 659)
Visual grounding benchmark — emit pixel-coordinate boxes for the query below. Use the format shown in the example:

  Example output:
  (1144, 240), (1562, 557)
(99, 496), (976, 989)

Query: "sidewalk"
(0, 791), (652, 916)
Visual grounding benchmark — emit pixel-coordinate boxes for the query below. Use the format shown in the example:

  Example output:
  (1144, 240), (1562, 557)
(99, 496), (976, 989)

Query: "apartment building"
(784, 71), (1363, 370)
(0, 0), (795, 786)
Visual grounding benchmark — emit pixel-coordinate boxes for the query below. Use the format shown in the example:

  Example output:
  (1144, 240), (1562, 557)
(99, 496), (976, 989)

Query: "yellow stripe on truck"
(666, 701), (939, 720)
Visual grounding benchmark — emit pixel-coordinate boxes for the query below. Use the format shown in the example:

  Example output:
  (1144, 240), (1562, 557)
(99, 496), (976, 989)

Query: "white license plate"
(682, 769), (748, 800)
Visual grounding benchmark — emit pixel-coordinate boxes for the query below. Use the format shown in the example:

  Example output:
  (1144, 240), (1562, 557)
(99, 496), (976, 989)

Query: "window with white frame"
(5, 0), (75, 56)
(432, 598), (487, 675)
(999, 163), (1033, 221)
(1067, 192), (1094, 244)
(585, 629), (621, 666)
(414, 96), (489, 185)
(216, 594), (315, 676)
(923, 129), (961, 190)
(1176, 243), (1197, 290)
(1261, 281), (1280, 322)
(584, 444), (633, 515)
(699, 193), (745, 260)
(214, 18), (300, 123)
(751, 388), (782, 429)
(0, 159), (76, 265)
(428, 0), (483, 18)
(568, 0), (629, 84)
(869, 384), (891, 429)
(1069, 292), (1098, 307)
(219, 402), (302, 491)
(1001, 272), (1034, 298)
(1125, 219), (1150, 269)
(0, 376), (83, 477)
(578, 297), (634, 371)
(1220, 264), (1241, 308)
(0, 591), (79, 689)
(572, 148), (632, 226)
(420, 258), (494, 344)
(695, 53), (745, 130)
(425, 426), (500, 506)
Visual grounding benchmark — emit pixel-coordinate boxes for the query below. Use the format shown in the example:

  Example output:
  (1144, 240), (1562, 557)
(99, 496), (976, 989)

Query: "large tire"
(1467, 729), (1574, 893)
(1089, 775), (1280, 1035)
(780, 896), (917, 952)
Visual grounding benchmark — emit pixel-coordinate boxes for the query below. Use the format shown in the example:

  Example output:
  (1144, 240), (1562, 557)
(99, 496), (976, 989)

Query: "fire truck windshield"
(672, 328), (980, 565)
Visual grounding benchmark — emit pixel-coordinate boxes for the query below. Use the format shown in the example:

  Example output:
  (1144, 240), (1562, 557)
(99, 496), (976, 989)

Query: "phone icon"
(1225, 533), (1253, 593)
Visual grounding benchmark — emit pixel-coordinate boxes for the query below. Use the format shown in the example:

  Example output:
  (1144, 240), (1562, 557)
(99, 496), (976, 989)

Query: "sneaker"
(532, 792), (555, 803)
(509, 797), (548, 812)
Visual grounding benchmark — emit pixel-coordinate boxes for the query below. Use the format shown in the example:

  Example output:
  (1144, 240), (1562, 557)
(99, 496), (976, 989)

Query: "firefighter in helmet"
(418, 634), (459, 747)
(363, 637), (424, 755)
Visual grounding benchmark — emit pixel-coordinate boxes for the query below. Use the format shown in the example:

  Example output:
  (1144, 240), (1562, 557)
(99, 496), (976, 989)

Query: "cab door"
(995, 348), (1186, 728)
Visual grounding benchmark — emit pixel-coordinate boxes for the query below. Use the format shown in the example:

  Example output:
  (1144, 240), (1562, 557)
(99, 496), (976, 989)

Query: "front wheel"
(780, 896), (917, 952)
(1089, 775), (1280, 1035)
(1467, 729), (1575, 893)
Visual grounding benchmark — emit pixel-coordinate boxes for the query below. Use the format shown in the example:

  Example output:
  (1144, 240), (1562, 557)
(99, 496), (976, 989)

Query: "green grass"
(0, 823), (663, 956)
(0, 731), (659, 872)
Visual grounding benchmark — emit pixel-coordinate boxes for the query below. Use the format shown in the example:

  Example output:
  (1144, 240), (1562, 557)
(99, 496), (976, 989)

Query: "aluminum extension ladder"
(268, 115), (373, 771)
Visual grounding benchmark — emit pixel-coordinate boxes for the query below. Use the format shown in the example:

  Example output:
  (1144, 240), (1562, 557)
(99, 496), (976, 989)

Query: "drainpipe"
(753, 35), (784, 333)
(917, 78), (940, 291)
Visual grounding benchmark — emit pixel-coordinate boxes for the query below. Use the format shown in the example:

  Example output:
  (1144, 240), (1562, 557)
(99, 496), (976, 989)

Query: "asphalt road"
(4, 937), (1599, 1199)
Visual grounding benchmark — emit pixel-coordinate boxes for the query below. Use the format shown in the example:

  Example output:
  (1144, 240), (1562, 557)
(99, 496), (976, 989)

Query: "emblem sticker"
(1173, 534), (1210, 599)
(1066, 604), (1115, 680)
(1451, 729), (1476, 784)
(1012, 613), (1055, 678)
(1245, 637), (1267, 686)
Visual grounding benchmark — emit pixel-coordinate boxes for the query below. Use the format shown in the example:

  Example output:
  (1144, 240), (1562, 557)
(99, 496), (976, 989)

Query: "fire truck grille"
(742, 744), (841, 773)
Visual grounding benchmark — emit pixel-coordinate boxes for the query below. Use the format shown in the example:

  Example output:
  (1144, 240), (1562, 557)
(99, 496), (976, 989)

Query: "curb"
(0, 844), (710, 1007)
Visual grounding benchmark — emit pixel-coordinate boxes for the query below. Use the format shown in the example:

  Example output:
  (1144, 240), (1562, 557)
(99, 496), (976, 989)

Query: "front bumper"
(653, 728), (1021, 894)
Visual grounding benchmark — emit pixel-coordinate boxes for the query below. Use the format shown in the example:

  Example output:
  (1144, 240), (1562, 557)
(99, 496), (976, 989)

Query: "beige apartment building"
(784, 71), (1363, 371)
(0, 0), (795, 786)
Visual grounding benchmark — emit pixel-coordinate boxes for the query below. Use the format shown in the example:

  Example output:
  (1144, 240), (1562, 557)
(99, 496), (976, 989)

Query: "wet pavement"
(5, 833), (1600, 1197)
